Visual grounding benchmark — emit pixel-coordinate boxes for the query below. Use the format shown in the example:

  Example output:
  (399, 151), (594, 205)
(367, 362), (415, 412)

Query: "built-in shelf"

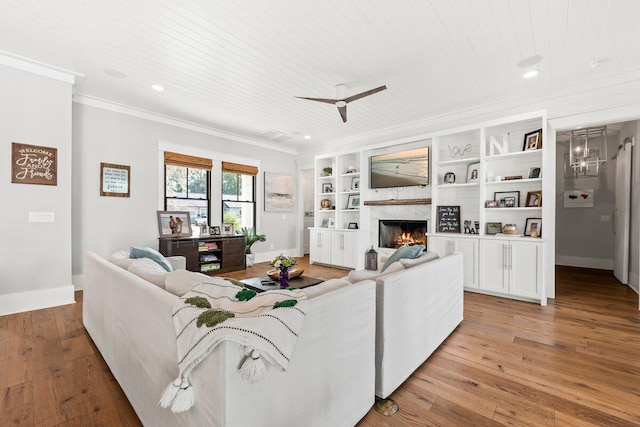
(363, 198), (432, 206)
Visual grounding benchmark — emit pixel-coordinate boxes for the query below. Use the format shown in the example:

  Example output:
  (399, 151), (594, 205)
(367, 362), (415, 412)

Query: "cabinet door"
(429, 236), (452, 257)
(221, 237), (246, 271)
(509, 241), (541, 299)
(453, 238), (478, 289)
(168, 240), (199, 271)
(310, 229), (332, 264)
(330, 231), (347, 267)
(479, 239), (508, 293)
(338, 231), (357, 269)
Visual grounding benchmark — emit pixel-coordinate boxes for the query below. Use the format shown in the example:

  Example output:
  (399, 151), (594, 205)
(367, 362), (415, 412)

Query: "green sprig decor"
(236, 288), (257, 301)
(184, 296), (211, 309)
(224, 277), (245, 288)
(273, 299), (298, 309)
(197, 309), (235, 328)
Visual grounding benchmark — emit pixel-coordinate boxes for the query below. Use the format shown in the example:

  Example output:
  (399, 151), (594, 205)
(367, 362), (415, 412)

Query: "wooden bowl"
(267, 268), (304, 280)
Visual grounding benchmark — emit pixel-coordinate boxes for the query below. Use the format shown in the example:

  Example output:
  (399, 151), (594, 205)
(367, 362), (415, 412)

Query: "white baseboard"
(555, 256), (613, 270)
(72, 274), (84, 291)
(629, 272), (639, 295)
(0, 286), (75, 316)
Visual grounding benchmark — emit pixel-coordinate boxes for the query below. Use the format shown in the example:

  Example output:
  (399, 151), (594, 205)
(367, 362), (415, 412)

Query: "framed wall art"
(100, 162), (130, 197)
(11, 142), (58, 186)
(264, 172), (294, 212)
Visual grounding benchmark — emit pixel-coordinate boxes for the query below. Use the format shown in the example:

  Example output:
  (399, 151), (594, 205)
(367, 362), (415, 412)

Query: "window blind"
(222, 161), (258, 176)
(164, 151), (212, 171)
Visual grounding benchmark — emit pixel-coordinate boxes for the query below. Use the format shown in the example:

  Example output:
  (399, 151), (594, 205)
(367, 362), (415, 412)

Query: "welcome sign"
(11, 142), (58, 186)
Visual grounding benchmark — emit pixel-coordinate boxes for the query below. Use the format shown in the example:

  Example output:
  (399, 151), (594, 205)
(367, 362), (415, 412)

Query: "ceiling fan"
(296, 84), (387, 123)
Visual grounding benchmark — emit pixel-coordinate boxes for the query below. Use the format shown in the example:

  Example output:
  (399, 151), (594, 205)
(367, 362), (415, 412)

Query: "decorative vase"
(279, 268), (290, 289)
(246, 253), (255, 267)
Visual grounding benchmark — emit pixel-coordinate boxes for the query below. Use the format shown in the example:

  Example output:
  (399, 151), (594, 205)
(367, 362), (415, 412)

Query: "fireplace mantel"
(363, 198), (432, 206)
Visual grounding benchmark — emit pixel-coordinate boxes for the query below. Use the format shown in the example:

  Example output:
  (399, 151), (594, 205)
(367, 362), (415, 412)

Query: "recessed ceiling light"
(517, 55), (543, 68)
(523, 70), (539, 79)
(304, 135), (311, 140)
(589, 59), (606, 69)
(104, 68), (126, 79)
(151, 84), (164, 92)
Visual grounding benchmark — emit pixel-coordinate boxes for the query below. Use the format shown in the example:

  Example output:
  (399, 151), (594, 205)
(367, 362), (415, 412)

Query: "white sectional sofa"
(82, 251), (376, 427)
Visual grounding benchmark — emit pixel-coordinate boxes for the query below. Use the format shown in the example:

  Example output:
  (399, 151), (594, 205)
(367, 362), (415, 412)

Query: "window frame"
(164, 164), (211, 222)
(221, 171), (256, 230)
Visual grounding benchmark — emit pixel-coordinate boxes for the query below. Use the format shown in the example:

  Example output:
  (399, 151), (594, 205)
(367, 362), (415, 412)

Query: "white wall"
(620, 121), (640, 292)
(72, 103), (298, 281)
(0, 64), (74, 314)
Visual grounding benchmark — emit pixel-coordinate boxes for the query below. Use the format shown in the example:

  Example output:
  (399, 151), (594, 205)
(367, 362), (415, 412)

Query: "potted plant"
(239, 227), (266, 267)
(322, 166), (333, 176)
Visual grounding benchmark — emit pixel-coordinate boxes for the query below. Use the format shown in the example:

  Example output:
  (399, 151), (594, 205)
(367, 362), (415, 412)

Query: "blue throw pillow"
(130, 247), (173, 272)
(380, 244), (425, 272)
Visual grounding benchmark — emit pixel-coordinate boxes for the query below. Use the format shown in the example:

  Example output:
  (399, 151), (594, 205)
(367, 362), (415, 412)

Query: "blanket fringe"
(239, 349), (266, 383)
(159, 377), (195, 413)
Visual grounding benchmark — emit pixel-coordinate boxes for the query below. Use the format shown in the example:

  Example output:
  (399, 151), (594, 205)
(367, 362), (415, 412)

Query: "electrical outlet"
(29, 212), (55, 222)
(600, 215), (610, 222)
(270, 244), (274, 250)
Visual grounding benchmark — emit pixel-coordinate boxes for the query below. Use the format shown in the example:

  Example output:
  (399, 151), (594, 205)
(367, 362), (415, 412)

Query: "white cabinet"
(309, 228), (357, 269)
(479, 239), (542, 302)
(429, 236), (478, 289)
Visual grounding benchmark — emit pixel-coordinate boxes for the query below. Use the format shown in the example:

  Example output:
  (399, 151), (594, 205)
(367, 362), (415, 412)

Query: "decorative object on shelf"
(563, 190), (593, 208)
(270, 254), (296, 289)
(524, 218), (542, 237)
(447, 143), (472, 159)
(528, 167), (541, 179)
(488, 134), (508, 156)
(474, 221), (480, 234)
(322, 183), (333, 193)
(525, 191), (542, 207)
(11, 142), (58, 186)
(210, 225), (221, 235)
(320, 218), (329, 228)
(365, 246), (378, 271)
(466, 162), (480, 183)
(322, 166), (333, 176)
(267, 267), (303, 281)
(221, 223), (234, 236)
(436, 205), (461, 233)
(494, 191), (520, 207)
(568, 126), (607, 176)
(485, 200), (499, 208)
(199, 223), (209, 236)
(504, 196), (516, 208)
(348, 222), (358, 229)
(503, 175), (523, 180)
(523, 129), (543, 151)
(100, 162), (130, 197)
(328, 218), (336, 228)
(502, 224), (519, 235)
(320, 199), (332, 209)
(444, 172), (456, 184)
(463, 220), (478, 234)
(240, 227), (266, 267)
(486, 222), (502, 235)
(346, 165), (358, 174)
(347, 194), (360, 209)
(351, 176), (360, 190)
(157, 211), (192, 237)
(264, 172), (294, 212)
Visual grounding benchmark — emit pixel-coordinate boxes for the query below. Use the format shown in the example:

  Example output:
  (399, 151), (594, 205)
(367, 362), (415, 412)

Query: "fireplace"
(378, 220), (427, 248)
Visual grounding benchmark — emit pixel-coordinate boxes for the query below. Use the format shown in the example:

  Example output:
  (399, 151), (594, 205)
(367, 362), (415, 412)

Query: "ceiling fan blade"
(344, 85), (387, 103)
(295, 96), (337, 105)
(338, 105), (347, 123)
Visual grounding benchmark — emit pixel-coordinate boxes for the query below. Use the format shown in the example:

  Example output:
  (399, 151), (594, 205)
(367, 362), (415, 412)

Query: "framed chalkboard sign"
(100, 162), (130, 197)
(437, 205), (461, 233)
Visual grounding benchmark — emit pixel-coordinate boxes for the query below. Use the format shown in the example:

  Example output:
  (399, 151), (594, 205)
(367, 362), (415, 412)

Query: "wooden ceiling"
(1, 0), (639, 150)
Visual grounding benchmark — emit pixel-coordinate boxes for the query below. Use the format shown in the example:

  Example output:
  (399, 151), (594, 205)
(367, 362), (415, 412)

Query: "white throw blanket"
(159, 277), (308, 413)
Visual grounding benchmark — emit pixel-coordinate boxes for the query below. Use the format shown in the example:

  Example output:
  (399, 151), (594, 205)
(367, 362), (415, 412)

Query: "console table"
(159, 235), (246, 274)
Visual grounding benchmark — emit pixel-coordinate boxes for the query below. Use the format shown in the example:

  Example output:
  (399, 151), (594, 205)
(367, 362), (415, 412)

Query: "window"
(164, 152), (212, 226)
(222, 162), (258, 230)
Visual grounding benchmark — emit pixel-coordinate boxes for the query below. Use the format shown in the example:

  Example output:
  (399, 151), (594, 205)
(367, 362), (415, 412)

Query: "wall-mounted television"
(370, 147), (429, 189)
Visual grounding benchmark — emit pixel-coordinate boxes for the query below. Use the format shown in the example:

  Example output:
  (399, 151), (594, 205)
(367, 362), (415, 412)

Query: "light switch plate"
(29, 212), (55, 222)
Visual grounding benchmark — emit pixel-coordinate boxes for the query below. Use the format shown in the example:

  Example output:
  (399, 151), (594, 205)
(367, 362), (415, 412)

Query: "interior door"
(613, 138), (633, 284)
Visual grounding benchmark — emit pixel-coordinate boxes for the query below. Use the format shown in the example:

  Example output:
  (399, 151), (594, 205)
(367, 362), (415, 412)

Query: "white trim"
(556, 256), (614, 270)
(0, 50), (80, 84)
(72, 274), (84, 291)
(0, 286), (75, 316)
(74, 94), (296, 155)
(629, 272), (639, 295)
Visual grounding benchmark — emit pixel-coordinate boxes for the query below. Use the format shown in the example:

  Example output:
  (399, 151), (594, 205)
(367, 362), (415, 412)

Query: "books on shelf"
(198, 241), (219, 251)
(200, 262), (221, 272)
(200, 254), (219, 262)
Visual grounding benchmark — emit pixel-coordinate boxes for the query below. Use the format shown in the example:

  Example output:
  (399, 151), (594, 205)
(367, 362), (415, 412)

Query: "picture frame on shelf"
(494, 190), (520, 207)
(210, 225), (221, 235)
(485, 200), (499, 208)
(466, 162), (480, 183)
(157, 211), (192, 237)
(523, 129), (543, 151)
(524, 218), (542, 237)
(347, 222), (358, 229)
(504, 196), (516, 208)
(221, 223), (234, 236)
(351, 176), (360, 191)
(503, 175), (523, 181)
(486, 222), (502, 235)
(322, 182), (333, 193)
(528, 166), (541, 179)
(327, 218), (335, 228)
(525, 191), (542, 207)
(320, 218), (329, 228)
(444, 172), (456, 184)
(346, 194), (360, 209)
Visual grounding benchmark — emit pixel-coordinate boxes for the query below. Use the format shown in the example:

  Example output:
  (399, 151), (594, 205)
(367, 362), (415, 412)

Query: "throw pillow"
(109, 250), (135, 269)
(399, 251), (439, 268)
(380, 244), (425, 272)
(130, 247), (173, 272)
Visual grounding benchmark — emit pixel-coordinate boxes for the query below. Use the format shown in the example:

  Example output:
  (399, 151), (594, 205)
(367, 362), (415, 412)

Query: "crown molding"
(0, 50), (81, 84)
(72, 94), (297, 155)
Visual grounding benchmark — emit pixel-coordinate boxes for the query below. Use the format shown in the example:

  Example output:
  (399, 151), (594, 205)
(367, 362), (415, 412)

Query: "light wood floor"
(2, 260), (639, 426)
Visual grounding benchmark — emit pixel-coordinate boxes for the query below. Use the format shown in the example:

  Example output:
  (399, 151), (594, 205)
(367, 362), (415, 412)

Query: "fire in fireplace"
(378, 220), (427, 248)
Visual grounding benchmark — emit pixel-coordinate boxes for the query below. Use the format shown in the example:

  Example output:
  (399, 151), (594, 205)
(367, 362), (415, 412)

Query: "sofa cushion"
(128, 258), (169, 288)
(302, 278), (350, 299)
(347, 261), (405, 283)
(109, 250), (135, 269)
(165, 269), (212, 296)
(399, 251), (439, 268)
(380, 244), (425, 272)
(130, 247), (173, 272)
